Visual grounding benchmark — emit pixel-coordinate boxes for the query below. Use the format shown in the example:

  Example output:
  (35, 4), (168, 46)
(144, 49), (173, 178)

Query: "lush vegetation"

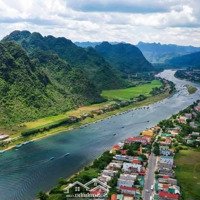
(186, 85), (197, 94)
(4, 30), (127, 91)
(101, 80), (162, 100)
(175, 149), (200, 200)
(168, 51), (200, 68)
(95, 42), (153, 74)
(0, 41), (102, 127)
(175, 69), (200, 83)
(0, 30), (131, 127)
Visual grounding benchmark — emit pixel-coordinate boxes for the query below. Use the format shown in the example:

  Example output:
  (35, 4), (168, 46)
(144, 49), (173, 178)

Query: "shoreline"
(1, 89), (173, 153)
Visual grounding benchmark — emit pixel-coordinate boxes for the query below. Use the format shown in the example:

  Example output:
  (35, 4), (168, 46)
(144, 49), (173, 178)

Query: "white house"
(122, 162), (142, 173)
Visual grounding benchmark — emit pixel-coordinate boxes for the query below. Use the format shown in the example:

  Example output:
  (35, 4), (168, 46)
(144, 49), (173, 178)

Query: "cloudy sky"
(0, 0), (200, 46)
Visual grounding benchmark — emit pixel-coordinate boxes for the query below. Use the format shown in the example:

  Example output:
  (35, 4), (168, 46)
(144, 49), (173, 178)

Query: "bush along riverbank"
(0, 78), (175, 151)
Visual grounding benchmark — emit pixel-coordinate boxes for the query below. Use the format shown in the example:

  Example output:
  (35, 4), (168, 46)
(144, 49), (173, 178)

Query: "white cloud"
(0, 0), (199, 46)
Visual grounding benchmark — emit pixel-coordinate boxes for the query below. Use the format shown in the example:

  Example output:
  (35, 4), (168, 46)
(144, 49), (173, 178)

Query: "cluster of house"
(184, 131), (200, 145)
(109, 128), (157, 200)
(176, 103), (200, 146)
(153, 130), (181, 200)
(62, 127), (158, 200)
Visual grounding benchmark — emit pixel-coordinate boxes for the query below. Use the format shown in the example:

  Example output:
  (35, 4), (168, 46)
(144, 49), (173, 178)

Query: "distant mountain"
(95, 42), (153, 74)
(167, 51), (200, 68)
(75, 41), (119, 48)
(137, 42), (200, 64)
(75, 42), (101, 48)
(4, 31), (126, 90)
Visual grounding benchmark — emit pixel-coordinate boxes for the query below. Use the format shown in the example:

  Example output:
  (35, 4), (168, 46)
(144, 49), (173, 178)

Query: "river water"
(0, 70), (199, 200)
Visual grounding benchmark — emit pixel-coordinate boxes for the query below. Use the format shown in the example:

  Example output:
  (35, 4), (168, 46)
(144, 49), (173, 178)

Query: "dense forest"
(95, 42), (153, 74)
(167, 51), (200, 68)
(0, 31), (154, 127)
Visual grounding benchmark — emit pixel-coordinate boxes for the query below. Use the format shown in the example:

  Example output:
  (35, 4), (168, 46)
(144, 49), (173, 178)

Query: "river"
(0, 70), (199, 200)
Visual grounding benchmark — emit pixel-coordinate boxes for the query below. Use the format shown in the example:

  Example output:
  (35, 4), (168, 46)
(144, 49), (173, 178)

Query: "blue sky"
(0, 0), (200, 46)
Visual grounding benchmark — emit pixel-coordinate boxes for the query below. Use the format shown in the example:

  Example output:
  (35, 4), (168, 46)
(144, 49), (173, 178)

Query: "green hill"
(0, 41), (102, 126)
(95, 42), (153, 74)
(167, 51), (200, 68)
(4, 31), (126, 90)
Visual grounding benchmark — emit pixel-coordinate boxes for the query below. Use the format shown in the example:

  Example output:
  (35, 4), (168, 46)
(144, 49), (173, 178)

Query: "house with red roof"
(194, 105), (200, 112)
(125, 137), (148, 145)
(120, 186), (138, 195)
(90, 185), (109, 197)
(158, 191), (179, 200)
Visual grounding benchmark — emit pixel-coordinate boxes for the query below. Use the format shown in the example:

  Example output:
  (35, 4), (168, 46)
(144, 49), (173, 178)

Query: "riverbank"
(0, 85), (172, 152)
(46, 100), (200, 200)
(2, 70), (200, 200)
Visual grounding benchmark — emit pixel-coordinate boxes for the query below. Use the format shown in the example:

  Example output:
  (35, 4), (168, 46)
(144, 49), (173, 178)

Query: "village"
(49, 100), (200, 200)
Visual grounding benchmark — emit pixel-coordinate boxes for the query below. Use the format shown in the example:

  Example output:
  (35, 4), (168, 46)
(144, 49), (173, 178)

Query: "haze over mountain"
(137, 42), (200, 64)
(95, 42), (153, 74)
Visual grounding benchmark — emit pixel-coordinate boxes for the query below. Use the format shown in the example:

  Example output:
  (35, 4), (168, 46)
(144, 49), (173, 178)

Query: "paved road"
(143, 153), (157, 200)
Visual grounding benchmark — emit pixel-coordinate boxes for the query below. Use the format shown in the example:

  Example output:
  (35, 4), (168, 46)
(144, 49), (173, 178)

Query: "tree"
(37, 191), (48, 200)
(153, 142), (160, 156)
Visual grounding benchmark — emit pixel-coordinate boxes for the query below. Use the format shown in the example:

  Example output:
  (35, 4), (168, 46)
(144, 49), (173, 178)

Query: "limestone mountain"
(95, 42), (153, 74)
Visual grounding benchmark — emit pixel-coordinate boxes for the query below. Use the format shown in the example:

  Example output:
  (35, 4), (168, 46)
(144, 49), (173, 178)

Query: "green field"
(101, 80), (162, 100)
(175, 149), (200, 200)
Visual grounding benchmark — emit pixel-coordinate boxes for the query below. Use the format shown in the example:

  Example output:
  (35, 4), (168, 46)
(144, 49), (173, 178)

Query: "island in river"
(0, 70), (199, 200)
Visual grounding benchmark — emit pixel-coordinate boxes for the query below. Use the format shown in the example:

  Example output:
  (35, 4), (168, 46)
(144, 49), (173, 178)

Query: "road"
(143, 153), (157, 200)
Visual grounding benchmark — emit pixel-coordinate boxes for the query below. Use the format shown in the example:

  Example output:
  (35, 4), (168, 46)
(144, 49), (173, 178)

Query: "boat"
(113, 133), (117, 136)
(23, 141), (33, 145)
(64, 153), (70, 157)
(50, 157), (55, 161)
(15, 144), (23, 148)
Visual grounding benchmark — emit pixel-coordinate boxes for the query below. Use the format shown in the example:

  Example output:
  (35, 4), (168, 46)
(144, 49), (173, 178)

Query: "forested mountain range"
(76, 41), (200, 66)
(136, 42), (200, 64)
(0, 41), (103, 126)
(4, 31), (126, 90)
(167, 51), (200, 68)
(95, 42), (153, 74)
(0, 31), (154, 126)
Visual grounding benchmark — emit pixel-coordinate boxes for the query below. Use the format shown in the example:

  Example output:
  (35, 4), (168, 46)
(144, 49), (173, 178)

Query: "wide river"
(0, 70), (200, 200)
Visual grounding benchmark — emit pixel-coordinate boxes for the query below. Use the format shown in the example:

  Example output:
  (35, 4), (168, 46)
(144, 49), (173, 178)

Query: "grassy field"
(175, 149), (200, 200)
(101, 80), (162, 100)
(23, 101), (113, 130)
(15, 80), (161, 132)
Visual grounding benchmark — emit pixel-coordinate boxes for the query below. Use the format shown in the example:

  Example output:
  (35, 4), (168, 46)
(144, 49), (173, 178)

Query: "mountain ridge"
(167, 51), (200, 68)
(95, 41), (153, 74)
(4, 30), (127, 91)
